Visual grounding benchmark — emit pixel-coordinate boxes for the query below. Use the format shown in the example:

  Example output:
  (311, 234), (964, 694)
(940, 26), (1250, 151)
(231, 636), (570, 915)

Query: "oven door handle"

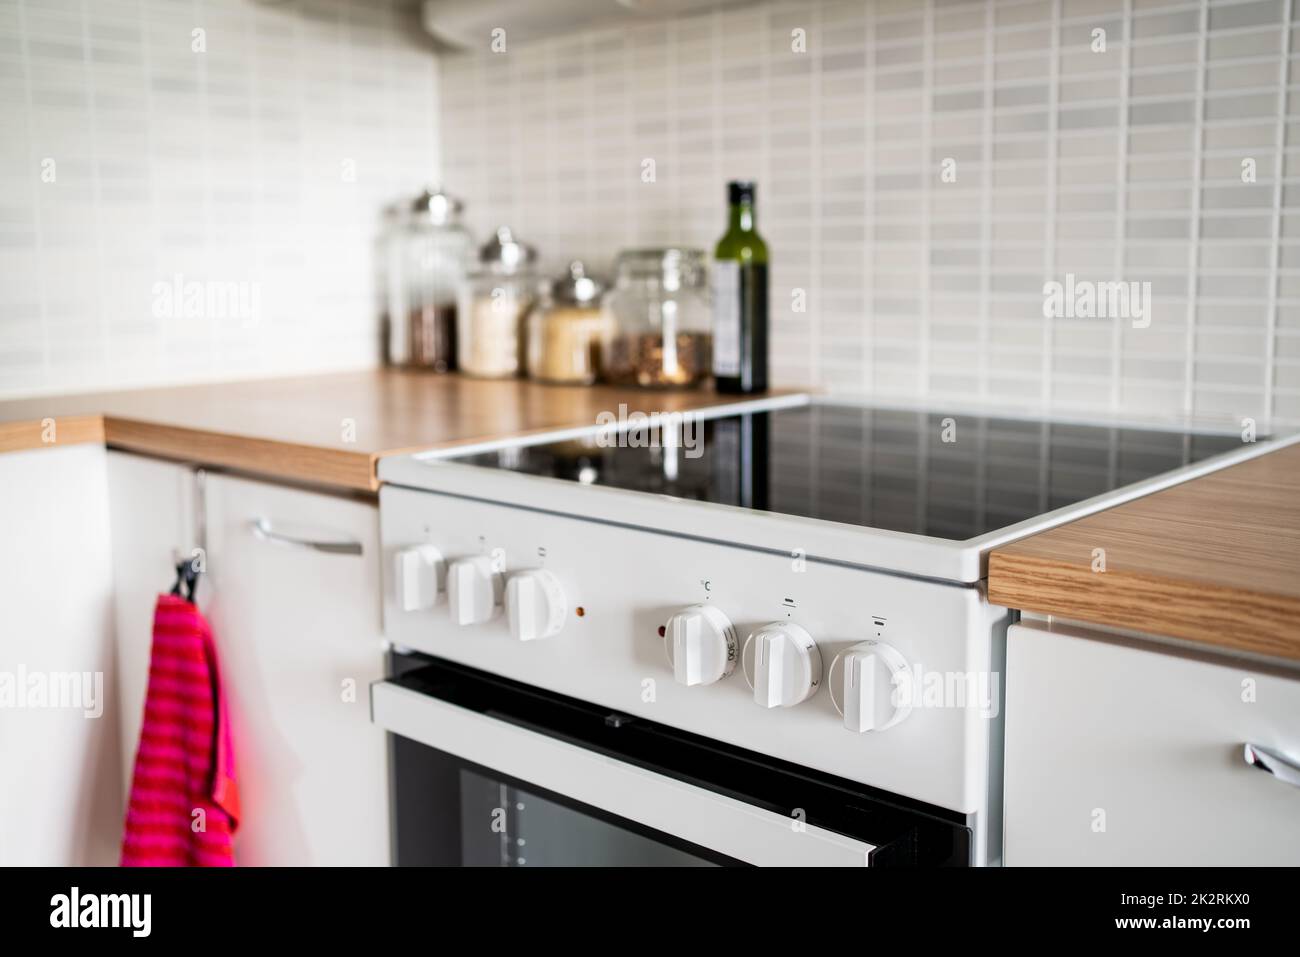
(370, 679), (876, 867)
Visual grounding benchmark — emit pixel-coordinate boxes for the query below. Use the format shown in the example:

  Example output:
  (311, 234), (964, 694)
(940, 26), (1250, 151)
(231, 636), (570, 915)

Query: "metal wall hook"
(168, 467), (208, 602)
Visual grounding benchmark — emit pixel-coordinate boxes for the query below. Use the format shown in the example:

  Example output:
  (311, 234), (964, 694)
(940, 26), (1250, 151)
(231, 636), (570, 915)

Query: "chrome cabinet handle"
(1243, 743), (1300, 788)
(250, 517), (363, 556)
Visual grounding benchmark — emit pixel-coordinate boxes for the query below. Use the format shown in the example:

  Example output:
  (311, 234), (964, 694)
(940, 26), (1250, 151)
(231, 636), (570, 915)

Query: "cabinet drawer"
(1005, 621), (1300, 865)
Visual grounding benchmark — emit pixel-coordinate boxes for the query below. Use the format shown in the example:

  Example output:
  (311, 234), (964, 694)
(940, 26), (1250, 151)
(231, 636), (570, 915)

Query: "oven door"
(372, 654), (971, 867)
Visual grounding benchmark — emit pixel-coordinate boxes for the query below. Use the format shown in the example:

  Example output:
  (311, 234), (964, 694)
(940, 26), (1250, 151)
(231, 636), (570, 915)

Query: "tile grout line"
(671, 16), (682, 251)
(810, 2), (823, 388)
(545, 37), (558, 274)
(78, 0), (108, 380)
(864, 4), (875, 397)
(710, 8), (721, 260)
(137, 0), (160, 378)
(759, 4), (771, 379)
(1110, 0), (1133, 415)
(1042, 0), (1063, 414)
(919, 0), (933, 400)
(1262, 0), (1293, 434)
(978, 0), (993, 404)
(1181, 0), (1210, 423)
(16, 0), (50, 387)
(584, 30), (595, 261)
(248, 0), (266, 371)
(194, 0), (215, 372)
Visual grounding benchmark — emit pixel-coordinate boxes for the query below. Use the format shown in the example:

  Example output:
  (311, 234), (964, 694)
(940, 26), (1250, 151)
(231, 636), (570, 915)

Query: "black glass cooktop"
(456, 404), (1247, 541)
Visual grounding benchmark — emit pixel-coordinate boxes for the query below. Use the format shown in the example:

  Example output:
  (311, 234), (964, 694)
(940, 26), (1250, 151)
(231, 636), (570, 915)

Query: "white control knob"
(663, 605), (737, 686)
(394, 545), (445, 612)
(506, 569), (567, 641)
(447, 556), (504, 626)
(742, 623), (821, 708)
(828, 641), (912, 732)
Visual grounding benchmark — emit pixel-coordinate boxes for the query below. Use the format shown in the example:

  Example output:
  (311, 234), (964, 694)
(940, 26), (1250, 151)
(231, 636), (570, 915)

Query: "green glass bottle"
(711, 181), (769, 394)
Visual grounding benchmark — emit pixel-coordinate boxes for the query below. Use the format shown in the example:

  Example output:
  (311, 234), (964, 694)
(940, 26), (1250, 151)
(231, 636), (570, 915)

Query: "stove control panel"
(381, 484), (1003, 820)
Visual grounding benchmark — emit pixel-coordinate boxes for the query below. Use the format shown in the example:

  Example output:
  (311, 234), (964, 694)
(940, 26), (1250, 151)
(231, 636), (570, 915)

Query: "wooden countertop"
(0, 370), (783, 492)
(989, 443), (1300, 662)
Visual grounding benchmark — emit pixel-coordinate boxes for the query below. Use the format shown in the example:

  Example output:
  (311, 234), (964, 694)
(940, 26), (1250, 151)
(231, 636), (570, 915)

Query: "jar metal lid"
(479, 226), (537, 274)
(411, 187), (463, 225)
(551, 261), (605, 305)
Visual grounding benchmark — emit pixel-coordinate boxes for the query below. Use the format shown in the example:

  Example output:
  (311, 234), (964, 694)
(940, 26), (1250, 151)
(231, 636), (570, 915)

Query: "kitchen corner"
(4, 0), (1300, 921)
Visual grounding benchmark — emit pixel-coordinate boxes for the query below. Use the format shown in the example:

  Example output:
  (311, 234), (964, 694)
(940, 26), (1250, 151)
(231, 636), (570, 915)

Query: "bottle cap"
(728, 180), (756, 204)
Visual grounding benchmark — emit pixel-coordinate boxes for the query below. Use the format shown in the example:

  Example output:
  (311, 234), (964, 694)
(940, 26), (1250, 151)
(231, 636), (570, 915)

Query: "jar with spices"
(525, 261), (612, 385)
(387, 188), (473, 372)
(457, 227), (538, 378)
(601, 248), (712, 388)
(376, 198), (405, 364)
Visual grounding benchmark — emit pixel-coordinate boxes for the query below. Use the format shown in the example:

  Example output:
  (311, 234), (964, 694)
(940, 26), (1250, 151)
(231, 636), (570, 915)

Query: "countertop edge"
(0, 414), (106, 454)
(102, 416), (379, 492)
(1, 413), (378, 491)
(988, 550), (1300, 662)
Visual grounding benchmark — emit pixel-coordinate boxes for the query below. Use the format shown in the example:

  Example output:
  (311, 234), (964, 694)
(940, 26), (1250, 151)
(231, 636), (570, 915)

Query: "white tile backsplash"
(0, 0), (438, 399)
(440, 0), (1300, 429)
(4, 0), (1297, 431)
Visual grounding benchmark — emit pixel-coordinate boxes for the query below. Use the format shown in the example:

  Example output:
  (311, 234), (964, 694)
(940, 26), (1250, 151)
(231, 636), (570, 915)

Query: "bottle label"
(711, 260), (741, 377)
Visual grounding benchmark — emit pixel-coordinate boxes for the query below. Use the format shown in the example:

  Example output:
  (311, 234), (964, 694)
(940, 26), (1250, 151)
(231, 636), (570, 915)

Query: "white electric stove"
(370, 394), (1289, 867)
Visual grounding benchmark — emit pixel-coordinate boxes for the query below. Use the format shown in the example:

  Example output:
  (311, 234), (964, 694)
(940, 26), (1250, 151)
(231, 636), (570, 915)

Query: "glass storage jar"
(456, 227), (538, 378)
(601, 248), (711, 388)
(376, 198), (404, 365)
(525, 261), (612, 385)
(387, 188), (473, 371)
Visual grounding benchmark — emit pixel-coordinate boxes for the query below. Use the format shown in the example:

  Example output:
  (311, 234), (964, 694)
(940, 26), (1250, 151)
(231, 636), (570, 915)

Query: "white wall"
(440, 0), (1300, 430)
(0, 0), (440, 399)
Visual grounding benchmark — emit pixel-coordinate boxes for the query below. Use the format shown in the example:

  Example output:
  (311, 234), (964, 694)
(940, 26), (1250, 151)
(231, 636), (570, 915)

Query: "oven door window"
(394, 735), (726, 866)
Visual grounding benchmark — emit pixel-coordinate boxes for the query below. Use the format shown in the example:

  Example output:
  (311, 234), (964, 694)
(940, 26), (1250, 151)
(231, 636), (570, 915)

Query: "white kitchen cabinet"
(203, 472), (389, 865)
(0, 444), (121, 865)
(1005, 619), (1300, 865)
